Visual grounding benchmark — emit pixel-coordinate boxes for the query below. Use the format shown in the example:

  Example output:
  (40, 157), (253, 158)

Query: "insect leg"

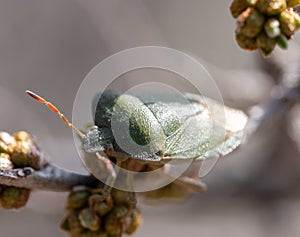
(89, 153), (121, 216)
(95, 152), (121, 200)
(126, 172), (137, 210)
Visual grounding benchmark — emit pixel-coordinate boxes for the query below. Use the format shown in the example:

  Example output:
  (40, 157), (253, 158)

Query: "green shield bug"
(26, 90), (248, 198)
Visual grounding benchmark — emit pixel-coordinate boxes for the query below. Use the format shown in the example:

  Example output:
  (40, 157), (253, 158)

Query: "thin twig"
(0, 164), (99, 191)
(1, 44), (300, 193)
(246, 43), (300, 136)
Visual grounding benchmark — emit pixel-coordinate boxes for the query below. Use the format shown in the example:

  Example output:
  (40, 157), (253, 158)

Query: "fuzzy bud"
(0, 186), (30, 209)
(89, 194), (113, 216)
(111, 189), (131, 205)
(0, 132), (16, 154)
(287, 0), (300, 7)
(230, 0), (249, 18)
(10, 140), (43, 169)
(68, 211), (85, 236)
(236, 32), (258, 50)
(257, 32), (277, 56)
(231, 0), (300, 55)
(60, 215), (71, 232)
(62, 188), (142, 236)
(0, 153), (13, 170)
(78, 208), (101, 232)
(237, 7), (265, 37)
(279, 9), (297, 37)
(276, 34), (289, 48)
(67, 189), (91, 210)
(256, 0), (287, 16)
(247, 0), (258, 6)
(265, 18), (281, 38)
(104, 211), (123, 236)
(13, 131), (34, 143)
(294, 12), (300, 27)
(11, 141), (31, 167)
(125, 209), (143, 235)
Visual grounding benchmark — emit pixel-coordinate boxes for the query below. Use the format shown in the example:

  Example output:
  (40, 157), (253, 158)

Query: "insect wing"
(163, 93), (248, 160)
(164, 107), (226, 159)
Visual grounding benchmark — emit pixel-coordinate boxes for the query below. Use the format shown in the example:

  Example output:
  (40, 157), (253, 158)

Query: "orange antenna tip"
(26, 90), (46, 103)
(25, 89), (85, 139)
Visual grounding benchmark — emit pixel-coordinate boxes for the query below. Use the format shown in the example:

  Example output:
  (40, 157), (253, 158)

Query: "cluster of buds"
(61, 187), (142, 237)
(0, 131), (46, 209)
(230, 0), (300, 56)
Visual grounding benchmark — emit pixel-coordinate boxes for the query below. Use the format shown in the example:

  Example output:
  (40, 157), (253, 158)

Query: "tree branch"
(1, 44), (300, 193)
(246, 43), (300, 136)
(0, 164), (99, 191)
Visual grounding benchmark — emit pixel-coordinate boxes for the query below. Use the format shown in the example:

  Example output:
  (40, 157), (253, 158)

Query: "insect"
(26, 90), (248, 199)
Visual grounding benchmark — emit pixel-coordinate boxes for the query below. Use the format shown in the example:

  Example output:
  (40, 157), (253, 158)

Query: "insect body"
(26, 90), (247, 198)
(92, 90), (248, 162)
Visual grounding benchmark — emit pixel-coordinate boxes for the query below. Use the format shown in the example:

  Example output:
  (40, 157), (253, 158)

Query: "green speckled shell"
(94, 91), (247, 162)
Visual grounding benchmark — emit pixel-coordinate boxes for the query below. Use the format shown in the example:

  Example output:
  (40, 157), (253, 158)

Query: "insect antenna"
(25, 90), (85, 139)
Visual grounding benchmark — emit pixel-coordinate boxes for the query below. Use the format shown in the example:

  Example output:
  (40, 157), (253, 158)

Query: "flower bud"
(62, 187), (142, 236)
(111, 189), (131, 205)
(294, 12), (300, 28)
(13, 131), (33, 143)
(276, 34), (289, 48)
(256, 0), (287, 16)
(125, 209), (143, 235)
(230, 0), (249, 18)
(113, 205), (129, 219)
(89, 194), (113, 216)
(78, 208), (101, 231)
(237, 8), (265, 37)
(11, 141), (31, 167)
(104, 211), (122, 237)
(68, 211), (85, 236)
(27, 145), (45, 170)
(257, 32), (277, 56)
(0, 153), (13, 170)
(287, 0), (300, 7)
(0, 132), (16, 154)
(0, 141), (10, 155)
(247, 0), (258, 6)
(60, 215), (71, 232)
(1, 186), (30, 209)
(236, 32), (258, 50)
(265, 18), (281, 38)
(67, 189), (91, 210)
(279, 9), (297, 37)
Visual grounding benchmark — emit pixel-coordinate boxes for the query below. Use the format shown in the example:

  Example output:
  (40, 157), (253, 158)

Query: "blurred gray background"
(1, 0), (300, 237)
